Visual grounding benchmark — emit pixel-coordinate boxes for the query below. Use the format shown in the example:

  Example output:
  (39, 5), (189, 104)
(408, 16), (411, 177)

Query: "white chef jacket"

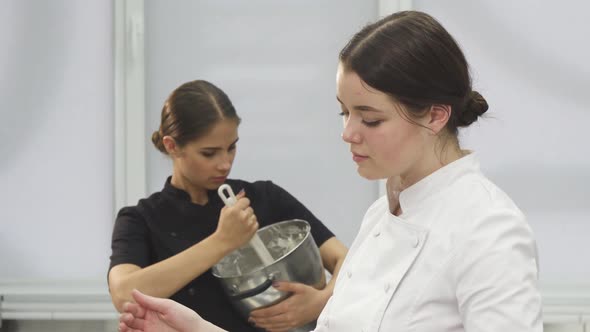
(314, 153), (542, 332)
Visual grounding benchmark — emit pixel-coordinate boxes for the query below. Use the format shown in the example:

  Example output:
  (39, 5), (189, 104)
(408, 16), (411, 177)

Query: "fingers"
(249, 282), (319, 331)
(242, 206), (254, 219)
(217, 192), (259, 247)
(249, 292), (308, 330)
(119, 312), (146, 331)
(272, 281), (306, 293)
(119, 321), (140, 332)
(222, 192), (256, 221)
(131, 289), (169, 314)
(229, 197), (258, 224)
(119, 323), (143, 332)
(122, 300), (146, 319)
(250, 296), (289, 318)
(250, 283), (306, 319)
(249, 312), (293, 331)
(237, 205), (258, 231)
(234, 196), (251, 210)
(248, 214), (259, 227)
(118, 321), (129, 332)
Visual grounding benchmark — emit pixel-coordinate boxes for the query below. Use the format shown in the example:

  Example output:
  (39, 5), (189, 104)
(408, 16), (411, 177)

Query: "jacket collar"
(398, 152), (480, 223)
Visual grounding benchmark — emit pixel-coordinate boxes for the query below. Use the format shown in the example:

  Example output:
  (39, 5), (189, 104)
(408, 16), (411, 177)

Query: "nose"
(341, 116), (361, 144)
(218, 161), (231, 172)
(217, 153), (233, 172)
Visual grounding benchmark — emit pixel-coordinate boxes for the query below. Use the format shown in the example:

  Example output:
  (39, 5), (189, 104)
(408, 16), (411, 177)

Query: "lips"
(352, 152), (368, 163)
(211, 176), (228, 182)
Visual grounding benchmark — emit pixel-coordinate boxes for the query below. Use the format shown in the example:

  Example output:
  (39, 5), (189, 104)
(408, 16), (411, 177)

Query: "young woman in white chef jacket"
(118, 10), (542, 332)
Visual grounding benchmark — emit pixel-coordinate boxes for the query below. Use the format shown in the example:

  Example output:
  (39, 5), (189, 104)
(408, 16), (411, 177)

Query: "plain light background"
(1, 0), (588, 290)
(413, 0), (590, 285)
(0, 0), (114, 280)
(144, 0), (378, 251)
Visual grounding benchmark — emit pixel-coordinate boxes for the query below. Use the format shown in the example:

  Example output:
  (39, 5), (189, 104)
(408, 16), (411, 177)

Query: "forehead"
(190, 119), (238, 147)
(336, 64), (392, 107)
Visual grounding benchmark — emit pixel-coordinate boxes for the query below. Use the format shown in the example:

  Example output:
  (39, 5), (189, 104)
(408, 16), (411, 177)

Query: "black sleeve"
(264, 181), (335, 248)
(109, 206), (152, 271)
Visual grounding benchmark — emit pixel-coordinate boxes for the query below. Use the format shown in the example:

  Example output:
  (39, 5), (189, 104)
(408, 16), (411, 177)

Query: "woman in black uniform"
(108, 80), (348, 332)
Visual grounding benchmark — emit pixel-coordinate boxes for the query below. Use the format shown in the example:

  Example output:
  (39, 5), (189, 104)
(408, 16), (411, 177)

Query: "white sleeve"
(453, 208), (543, 331)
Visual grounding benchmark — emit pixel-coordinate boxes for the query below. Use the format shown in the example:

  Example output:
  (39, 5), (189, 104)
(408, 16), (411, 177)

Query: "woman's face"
(336, 63), (429, 180)
(172, 118), (239, 191)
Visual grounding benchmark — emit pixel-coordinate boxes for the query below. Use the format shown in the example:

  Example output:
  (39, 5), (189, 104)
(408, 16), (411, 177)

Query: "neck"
(171, 169), (209, 205)
(399, 143), (464, 190)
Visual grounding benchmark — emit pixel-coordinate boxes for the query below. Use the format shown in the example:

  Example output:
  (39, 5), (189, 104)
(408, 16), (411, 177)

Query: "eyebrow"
(336, 96), (384, 112)
(200, 138), (239, 151)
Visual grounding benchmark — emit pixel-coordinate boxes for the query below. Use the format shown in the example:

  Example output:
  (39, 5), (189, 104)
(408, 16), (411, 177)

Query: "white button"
(384, 283), (390, 293)
(347, 271), (352, 278)
(413, 235), (420, 248)
(374, 231), (381, 237)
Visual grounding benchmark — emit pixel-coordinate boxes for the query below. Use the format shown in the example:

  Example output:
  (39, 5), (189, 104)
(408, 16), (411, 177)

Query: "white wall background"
(0, 1), (589, 331)
(0, 0), (113, 280)
(413, 0), (590, 286)
(144, 0), (379, 246)
(144, 0), (590, 286)
(0, 1), (588, 326)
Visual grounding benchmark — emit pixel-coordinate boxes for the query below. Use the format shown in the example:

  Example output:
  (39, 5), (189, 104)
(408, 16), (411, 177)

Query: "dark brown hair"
(151, 80), (240, 154)
(339, 11), (488, 136)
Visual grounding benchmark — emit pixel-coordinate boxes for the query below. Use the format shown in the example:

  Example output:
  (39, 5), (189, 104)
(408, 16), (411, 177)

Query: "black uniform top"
(109, 178), (335, 332)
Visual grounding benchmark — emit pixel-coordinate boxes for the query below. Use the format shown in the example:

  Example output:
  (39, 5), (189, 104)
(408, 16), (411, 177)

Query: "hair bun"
(458, 90), (488, 127)
(151, 130), (166, 154)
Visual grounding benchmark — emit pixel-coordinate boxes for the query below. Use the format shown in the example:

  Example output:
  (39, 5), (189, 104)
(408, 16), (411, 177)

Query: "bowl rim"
(211, 219), (312, 279)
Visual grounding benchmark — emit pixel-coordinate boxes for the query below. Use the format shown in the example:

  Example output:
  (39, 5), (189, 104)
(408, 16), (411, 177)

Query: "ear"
(427, 104), (451, 134)
(162, 136), (179, 156)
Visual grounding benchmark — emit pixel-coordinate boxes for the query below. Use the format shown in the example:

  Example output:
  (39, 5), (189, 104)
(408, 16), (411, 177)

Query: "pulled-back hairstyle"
(339, 11), (488, 136)
(152, 80), (240, 154)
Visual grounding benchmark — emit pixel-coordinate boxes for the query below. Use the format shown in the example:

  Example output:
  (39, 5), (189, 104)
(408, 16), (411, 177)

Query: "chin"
(205, 182), (223, 190)
(357, 168), (384, 181)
